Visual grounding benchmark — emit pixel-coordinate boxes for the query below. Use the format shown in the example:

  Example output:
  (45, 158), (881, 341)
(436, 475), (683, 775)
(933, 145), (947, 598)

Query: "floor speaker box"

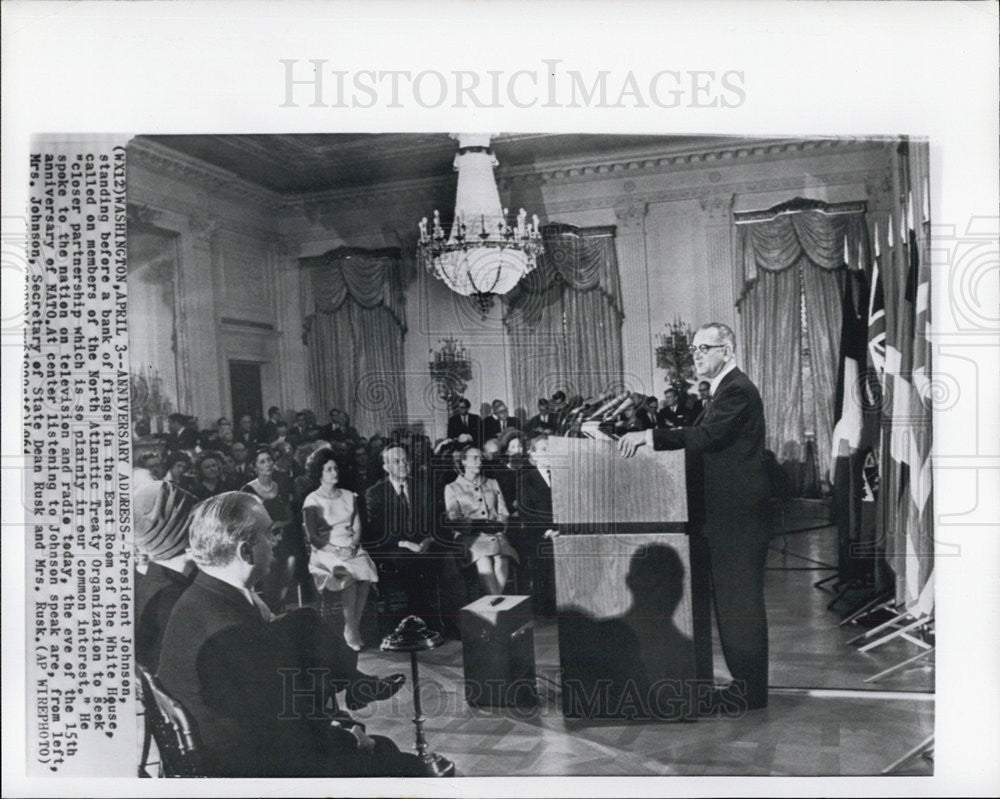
(460, 594), (537, 708)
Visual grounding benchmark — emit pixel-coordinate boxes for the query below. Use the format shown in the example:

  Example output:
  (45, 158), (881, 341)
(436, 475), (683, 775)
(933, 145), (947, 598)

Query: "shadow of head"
(625, 544), (685, 617)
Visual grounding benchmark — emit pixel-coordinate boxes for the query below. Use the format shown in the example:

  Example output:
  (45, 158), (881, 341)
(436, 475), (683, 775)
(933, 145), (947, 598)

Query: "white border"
(3, 1), (998, 796)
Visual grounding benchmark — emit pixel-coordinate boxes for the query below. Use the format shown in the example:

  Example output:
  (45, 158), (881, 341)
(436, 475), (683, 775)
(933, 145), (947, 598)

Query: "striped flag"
(885, 180), (934, 616)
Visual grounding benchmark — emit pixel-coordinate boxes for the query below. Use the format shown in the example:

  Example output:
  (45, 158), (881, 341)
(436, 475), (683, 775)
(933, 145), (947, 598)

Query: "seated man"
(657, 387), (687, 428)
(365, 445), (464, 634)
(483, 399), (519, 442)
(446, 397), (482, 447)
(513, 435), (560, 616)
(156, 492), (418, 777)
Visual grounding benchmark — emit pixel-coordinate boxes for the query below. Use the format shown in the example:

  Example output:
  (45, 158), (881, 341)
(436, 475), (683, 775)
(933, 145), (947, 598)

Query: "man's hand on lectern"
(618, 431), (647, 458)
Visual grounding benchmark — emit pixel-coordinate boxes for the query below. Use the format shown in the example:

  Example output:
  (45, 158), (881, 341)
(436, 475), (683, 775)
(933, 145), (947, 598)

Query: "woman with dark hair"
(163, 451), (193, 488)
(241, 447), (299, 608)
(302, 449), (378, 650)
(189, 450), (228, 501)
(444, 445), (518, 595)
(496, 429), (527, 512)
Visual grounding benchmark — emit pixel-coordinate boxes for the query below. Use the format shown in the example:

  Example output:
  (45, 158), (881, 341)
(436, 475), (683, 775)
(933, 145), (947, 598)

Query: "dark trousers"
(701, 532), (770, 708)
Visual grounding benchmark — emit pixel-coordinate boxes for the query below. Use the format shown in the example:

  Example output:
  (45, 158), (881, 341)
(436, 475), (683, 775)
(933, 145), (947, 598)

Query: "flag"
(830, 265), (869, 583)
(884, 172), (934, 616)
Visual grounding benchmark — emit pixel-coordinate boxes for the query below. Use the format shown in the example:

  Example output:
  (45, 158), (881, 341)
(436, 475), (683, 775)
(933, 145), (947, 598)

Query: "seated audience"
(657, 387), (687, 428)
(288, 411), (309, 446)
(200, 417), (232, 451)
(155, 492), (419, 777)
(261, 405), (284, 445)
(303, 450), (378, 651)
(444, 446), (518, 595)
(233, 413), (258, 448)
(526, 398), (557, 437)
(163, 451), (193, 487)
(189, 450), (229, 501)
(514, 435), (560, 616)
(133, 451), (163, 490)
(229, 440), (252, 485)
(483, 399), (520, 441)
(134, 480), (198, 670)
(365, 445), (463, 625)
(241, 447), (298, 609)
(637, 396), (659, 430)
(446, 397), (482, 447)
(164, 413), (199, 453)
(495, 429), (526, 512)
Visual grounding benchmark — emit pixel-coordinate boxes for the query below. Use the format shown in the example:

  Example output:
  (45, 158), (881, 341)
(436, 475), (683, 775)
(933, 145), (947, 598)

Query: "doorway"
(229, 360), (263, 424)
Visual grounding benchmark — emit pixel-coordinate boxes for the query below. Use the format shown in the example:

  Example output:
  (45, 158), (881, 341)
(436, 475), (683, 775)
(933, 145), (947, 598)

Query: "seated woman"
(241, 447), (299, 609)
(302, 449), (378, 651)
(444, 446), (518, 596)
(188, 450), (228, 501)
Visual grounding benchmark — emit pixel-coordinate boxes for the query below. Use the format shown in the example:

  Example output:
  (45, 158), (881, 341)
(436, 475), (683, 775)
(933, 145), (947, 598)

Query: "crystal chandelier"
(418, 133), (543, 315)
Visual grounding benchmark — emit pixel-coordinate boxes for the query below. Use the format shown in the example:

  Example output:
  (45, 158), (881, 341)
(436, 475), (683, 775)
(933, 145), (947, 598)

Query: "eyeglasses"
(688, 344), (728, 355)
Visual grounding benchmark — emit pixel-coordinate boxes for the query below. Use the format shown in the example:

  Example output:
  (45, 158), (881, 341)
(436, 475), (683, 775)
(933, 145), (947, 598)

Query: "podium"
(547, 437), (712, 720)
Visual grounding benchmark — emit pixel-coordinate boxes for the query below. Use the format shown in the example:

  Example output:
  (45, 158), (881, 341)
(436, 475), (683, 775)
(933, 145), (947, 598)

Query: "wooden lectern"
(548, 437), (712, 720)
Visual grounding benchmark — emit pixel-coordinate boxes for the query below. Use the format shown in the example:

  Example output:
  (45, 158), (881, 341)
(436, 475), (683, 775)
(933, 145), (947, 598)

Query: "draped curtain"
(503, 224), (624, 415)
(299, 247), (407, 437)
(736, 200), (869, 493)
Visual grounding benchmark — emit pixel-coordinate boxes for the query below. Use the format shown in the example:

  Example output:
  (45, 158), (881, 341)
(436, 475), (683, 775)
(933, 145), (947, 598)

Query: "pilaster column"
(614, 202), (653, 395)
(271, 236), (310, 413)
(176, 216), (222, 419)
(700, 192), (738, 331)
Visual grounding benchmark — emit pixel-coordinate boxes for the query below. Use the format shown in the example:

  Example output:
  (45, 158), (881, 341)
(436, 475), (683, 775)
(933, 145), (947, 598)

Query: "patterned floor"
(138, 507), (934, 777)
(356, 515), (934, 777)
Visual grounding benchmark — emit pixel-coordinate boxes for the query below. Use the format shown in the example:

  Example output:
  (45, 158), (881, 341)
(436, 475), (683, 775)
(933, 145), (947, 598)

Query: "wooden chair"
(135, 664), (203, 777)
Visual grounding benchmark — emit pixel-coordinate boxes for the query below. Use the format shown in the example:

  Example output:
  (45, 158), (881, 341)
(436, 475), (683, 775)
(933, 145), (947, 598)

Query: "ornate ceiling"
(137, 133), (741, 195)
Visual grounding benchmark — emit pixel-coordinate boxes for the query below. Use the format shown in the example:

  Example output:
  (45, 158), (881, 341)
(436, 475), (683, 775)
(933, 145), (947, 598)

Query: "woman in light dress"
(444, 446), (519, 595)
(302, 448), (377, 650)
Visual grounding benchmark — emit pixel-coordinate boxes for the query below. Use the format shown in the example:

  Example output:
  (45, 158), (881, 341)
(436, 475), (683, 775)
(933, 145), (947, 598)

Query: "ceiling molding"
(128, 138), (285, 208)
(130, 134), (893, 228)
(497, 137), (888, 188)
(285, 137), (889, 214)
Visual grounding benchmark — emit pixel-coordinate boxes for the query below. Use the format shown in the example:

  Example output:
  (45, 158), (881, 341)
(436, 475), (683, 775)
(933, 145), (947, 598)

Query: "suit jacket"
(135, 562), (196, 671)
(652, 367), (769, 544)
(447, 412), (483, 446)
(156, 572), (364, 776)
(364, 477), (432, 556)
(515, 466), (554, 533)
(525, 412), (558, 437)
(656, 404), (687, 429)
(482, 414), (520, 443)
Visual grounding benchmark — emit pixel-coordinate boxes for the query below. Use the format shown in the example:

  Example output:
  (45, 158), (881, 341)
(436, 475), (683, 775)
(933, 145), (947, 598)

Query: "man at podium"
(619, 322), (770, 712)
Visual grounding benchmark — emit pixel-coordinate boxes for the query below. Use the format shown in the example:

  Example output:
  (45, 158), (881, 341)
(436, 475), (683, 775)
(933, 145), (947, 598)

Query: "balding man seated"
(365, 445), (464, 633)
(156, 492), (421, 777)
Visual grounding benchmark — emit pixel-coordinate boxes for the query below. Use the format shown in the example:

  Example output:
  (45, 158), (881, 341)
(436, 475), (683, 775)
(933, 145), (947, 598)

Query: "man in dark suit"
(156, 492), (418, 777)
(446, 397), (482, 447)
(513, 435), (559, 616)
(619, 322), (770, 712)
(365, 445), (465, 635)
(482, 399), (520, 442)
(525, 398), (558, 437)
(657, 387), (687, 428)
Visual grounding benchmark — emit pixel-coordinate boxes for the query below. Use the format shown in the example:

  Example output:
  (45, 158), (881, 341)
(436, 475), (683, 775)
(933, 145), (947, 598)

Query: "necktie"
(400, 483), (410, 508)
(696, 395), (713, 426)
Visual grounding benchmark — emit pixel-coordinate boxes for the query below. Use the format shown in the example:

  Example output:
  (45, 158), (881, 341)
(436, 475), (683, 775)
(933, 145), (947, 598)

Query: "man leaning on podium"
(619, 321), (770, 712)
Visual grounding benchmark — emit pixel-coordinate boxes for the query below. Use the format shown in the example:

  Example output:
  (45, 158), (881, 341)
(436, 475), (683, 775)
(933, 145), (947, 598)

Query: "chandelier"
(418, 133), (543, 315)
